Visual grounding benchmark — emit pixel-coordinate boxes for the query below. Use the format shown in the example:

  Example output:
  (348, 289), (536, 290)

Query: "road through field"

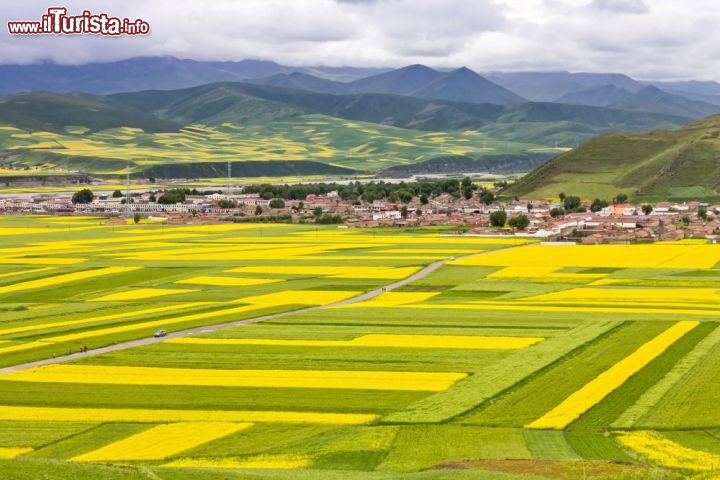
(0, 257), (453, 374)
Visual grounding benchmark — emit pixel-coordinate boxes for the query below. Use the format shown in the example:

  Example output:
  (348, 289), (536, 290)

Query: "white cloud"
(1, 0), (719, 80)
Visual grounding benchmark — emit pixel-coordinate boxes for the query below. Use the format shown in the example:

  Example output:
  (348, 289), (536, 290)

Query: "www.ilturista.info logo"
(8, 7), (150, 35)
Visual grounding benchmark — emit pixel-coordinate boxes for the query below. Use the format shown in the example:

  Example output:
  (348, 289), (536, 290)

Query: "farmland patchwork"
(0, 217), (719, 477)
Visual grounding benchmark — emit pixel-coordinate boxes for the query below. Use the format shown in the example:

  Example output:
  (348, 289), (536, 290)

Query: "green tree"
(682, 215), (691, 226)
(590, 198), (608, 213)
(157, 189), (186, 204)
(479, 189), (494, 205)
(549, 207), (565, 218)
(489, 210), (507, 227)
(614, 193), (629, 204)
(112, 190), (123, 198)
(420, 194), (429, 205)
(71, 188), (93, 204)
(313, 206), (323, 217)
(563, 195), (581, 211)
(254, 205), (263, 216)
(508, 214), (530, 230)
(269, 198), (285, 209)
(133, 213), (141, 224)
(218, 199), (237, 208)
(641, 204), (653, 215)
(400, 206), (408, 219)
(559, 192), (566, 202)
(698, 207), (708, 221)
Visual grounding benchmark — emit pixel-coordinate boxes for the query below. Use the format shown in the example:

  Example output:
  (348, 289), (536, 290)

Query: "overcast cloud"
(2, 0), (719, 80)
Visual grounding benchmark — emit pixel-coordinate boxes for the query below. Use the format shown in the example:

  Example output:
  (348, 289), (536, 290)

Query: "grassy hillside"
(0, 115), (552, 177)
(505, 114), (720, 200)
(0, 83), (697, 180)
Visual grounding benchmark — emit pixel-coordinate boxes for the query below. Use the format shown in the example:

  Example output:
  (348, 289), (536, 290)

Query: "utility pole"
(227, 160), (232, 196)
(125, 162), (131, 218)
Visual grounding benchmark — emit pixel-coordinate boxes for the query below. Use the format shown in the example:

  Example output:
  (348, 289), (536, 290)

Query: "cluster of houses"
(2, 188), (719, 243)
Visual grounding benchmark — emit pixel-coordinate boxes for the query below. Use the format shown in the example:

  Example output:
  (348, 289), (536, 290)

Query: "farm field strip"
(175, 276), (284, 286)
(2, 365), (468, 391)
(0, 405), (377, 424)
(451, 243), (720, 269)
(0, 303), (210, 338)
(71, 422), (252, 462)
(88, 288), (199, 302)
(229, 265), (422, 279)
(0, 447), (33, 458)
(526, 320), (699, 429)
(0, 266), (140, 295)
(167, 334), (544, 349)
(613, 323), (720, 428)
(616, 430), (720, 471)
(164, 454), (312, 469)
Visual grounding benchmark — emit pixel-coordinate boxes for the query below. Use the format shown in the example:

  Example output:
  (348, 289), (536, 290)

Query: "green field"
(0, 216), (719, 478)
(0, 115), (555, 178)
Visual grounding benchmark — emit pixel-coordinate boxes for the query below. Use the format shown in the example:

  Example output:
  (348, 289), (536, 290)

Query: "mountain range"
(2, 56), (720, 198)
(2, 56), (720, 121)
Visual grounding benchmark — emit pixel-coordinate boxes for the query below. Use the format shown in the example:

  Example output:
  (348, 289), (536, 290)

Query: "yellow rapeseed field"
(0, 447), (33, 458)
(526, 321), (699, 429)
(3, 364), (467, 391)
(452, 243), (720, 269)
(230, 265), (419, 279)
(616, 430), (720, 470)
(237, 290), (360, 306)
(0, 266), (55, 280)
(169, 334), (543, 350)
(165, 453), (312, 469)
(176, 276), (282, 287)
(342, 291), (440, 307)
(0, 405), (377, 424)
(89, 288), (198, 302)
(0, 266), (140, 295)
(0, 303), (207, 338)
(71, 422), (252, 462)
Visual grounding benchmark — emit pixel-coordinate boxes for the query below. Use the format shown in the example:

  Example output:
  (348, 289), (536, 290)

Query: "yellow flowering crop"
(71, 422), (252, 462)
(165, 453), (312, 469)
(237, 290), (360, 306)
(0, 267), (55, 280)
(0, 405), (377, 425)
(230, 265), (420, 280)
(169, 334), (542, 350)
(526, 321), (699, 429)
(0, 303), (207, 338)
(616, 430), (720, 470)
(0, 266), (140, 295)
(452, 243), (720, 269)
(342, 291), (440, 307)
(89, 288), (198, 302)
(176, 276), (283, 287)
(0, 447), (33, 458)
(4, 364), (466, 392)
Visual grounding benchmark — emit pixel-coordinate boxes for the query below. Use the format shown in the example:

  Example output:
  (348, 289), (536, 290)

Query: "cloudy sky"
(2, 0), (719, 80)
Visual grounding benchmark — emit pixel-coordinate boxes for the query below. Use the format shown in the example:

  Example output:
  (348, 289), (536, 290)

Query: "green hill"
(0, 83), (700, 180)
(505, 114), (720, 200)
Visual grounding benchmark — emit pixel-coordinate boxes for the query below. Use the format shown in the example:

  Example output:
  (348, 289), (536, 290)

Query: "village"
(2, 182), (719, 245)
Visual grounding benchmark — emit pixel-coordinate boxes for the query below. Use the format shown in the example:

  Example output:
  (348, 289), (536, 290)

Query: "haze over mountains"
(2, 56), (720, 122)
